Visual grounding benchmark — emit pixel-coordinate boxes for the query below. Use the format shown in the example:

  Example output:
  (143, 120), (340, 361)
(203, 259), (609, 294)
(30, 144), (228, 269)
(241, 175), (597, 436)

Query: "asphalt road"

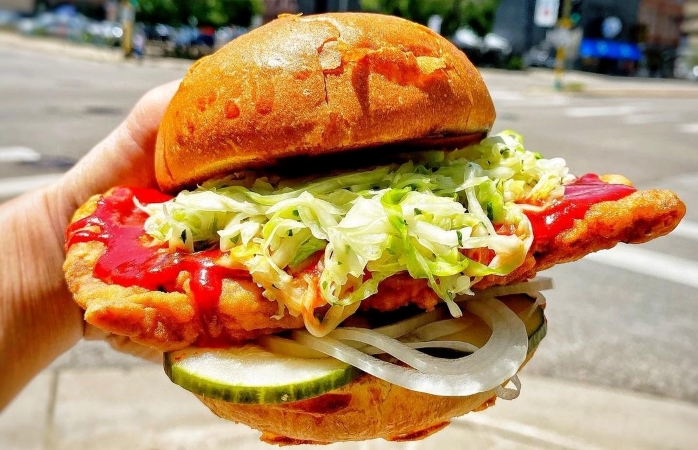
(1, 46), (697, 406)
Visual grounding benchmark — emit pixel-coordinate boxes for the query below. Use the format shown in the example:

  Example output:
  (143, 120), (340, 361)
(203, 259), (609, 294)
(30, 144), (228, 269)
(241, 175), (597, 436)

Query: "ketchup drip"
(65, 176), (636, 339)
(524, 174), (636, 243)
(65, 187), (247, 324)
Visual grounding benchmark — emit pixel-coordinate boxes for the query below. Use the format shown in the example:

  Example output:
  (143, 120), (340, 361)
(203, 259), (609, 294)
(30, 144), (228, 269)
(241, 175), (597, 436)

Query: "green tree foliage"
(360, 0), (500, 38)
(137, 0), (263, 27)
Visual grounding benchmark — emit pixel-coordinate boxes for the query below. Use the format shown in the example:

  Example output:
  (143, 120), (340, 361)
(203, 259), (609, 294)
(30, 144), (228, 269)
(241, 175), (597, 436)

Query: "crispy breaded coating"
(63, 180), (685, 351)
(64, 240), (305, 351)
(475, 185), (686, 289)
(64, 192), (303, 351)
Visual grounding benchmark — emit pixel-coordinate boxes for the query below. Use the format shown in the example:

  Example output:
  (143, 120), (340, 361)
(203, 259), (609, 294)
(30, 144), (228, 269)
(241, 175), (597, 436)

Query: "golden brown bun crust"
(155, 13), (495, 192)
(198, 351), (536, 444)
(198, 374), (495, 444)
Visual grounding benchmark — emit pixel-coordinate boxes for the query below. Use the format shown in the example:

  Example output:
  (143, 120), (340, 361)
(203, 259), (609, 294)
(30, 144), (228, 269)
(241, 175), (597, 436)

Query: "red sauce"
(524, 174), (636, 243)
(65, 187), (248, 322)
(65, 175), (635, 332)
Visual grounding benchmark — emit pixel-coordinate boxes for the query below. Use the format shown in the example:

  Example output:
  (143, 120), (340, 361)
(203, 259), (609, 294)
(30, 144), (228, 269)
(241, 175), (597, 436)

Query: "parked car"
(16, 11), (90, 42)
(0, 9), (21, 29)
(85, 20), (123, 46)
(674, 45), (698, 81)
(214, 25), (247, 49)
(450, 26), (484, 63)
(482, 33), (513, 67)
(674, 59), (698, 81)
(144, 23), (175, 42)
(174, 25), (215, 58)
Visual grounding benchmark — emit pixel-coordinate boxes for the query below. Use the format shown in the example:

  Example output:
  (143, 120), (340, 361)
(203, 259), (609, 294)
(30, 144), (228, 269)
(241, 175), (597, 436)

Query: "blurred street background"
(1, 1), (698, 449)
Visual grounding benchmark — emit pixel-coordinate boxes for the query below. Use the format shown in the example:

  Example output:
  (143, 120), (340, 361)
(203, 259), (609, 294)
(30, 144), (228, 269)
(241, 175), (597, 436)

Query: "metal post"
(120, 0), (135, 58)
(553, 0), (572, 90)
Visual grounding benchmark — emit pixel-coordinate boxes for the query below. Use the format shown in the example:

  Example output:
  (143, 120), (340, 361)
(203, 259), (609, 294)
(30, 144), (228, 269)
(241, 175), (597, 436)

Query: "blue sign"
(579, 39), (641, 61)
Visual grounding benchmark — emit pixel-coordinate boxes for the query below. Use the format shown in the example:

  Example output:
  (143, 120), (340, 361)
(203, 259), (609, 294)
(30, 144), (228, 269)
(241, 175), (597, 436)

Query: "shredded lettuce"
(141, 130), (570, 332)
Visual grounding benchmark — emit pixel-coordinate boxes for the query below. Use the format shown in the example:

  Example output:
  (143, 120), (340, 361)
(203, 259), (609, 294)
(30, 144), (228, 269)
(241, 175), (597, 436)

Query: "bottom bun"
(198, 374), (495, 444)
(196, 350), (534, 446)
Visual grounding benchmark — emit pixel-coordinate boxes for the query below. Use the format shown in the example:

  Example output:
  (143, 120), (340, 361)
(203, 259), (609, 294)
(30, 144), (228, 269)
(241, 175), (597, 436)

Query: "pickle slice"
(164, 345), (362, 404)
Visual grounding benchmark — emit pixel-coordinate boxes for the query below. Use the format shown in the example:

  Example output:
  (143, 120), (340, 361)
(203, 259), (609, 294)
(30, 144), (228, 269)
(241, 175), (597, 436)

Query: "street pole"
(120, 0), (135, 58)
(553, 0), (572, 91)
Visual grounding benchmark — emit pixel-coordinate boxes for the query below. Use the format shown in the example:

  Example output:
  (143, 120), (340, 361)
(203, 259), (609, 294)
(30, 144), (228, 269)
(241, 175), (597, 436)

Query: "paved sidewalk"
(2, 344), (698, 450)
(536, 71), (698, 98)
(0, 31), (190, 70)
(481, 67), (698, 98)
(0, 30), (123, 63)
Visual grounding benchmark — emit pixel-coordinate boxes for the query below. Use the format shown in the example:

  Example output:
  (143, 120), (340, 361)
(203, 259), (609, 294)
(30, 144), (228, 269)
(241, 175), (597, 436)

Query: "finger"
(84, 323), (163, 363)
(105, 334), (163, 364)
(83, 322), (111, 341)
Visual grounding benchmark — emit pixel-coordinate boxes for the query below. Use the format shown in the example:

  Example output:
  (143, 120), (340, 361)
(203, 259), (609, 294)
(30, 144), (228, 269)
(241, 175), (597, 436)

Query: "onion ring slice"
(292, 296), (528, 396)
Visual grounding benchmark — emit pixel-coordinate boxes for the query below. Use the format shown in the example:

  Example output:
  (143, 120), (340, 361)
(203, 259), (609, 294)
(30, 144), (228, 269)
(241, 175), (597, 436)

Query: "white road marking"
(565, 105), (635, 118)
(489, 91), (570, 107)
(623, 113), (679, 125)
(0, 146), (41, 163)
(673, 220), (698, 241)
(585, 244), (698, 289)
(677, 123), (698, 134)
(0, 173), (63, 198)
(489, 90), (524, 101)
(520, 96), (571, 107)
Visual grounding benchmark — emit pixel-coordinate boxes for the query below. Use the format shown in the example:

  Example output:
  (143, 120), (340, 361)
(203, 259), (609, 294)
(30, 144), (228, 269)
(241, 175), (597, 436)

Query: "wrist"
(0, 185), (83, 409)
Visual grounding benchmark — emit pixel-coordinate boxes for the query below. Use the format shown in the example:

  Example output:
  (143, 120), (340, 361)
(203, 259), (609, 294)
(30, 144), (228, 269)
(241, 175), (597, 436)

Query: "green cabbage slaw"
(140, 130), (570, 334)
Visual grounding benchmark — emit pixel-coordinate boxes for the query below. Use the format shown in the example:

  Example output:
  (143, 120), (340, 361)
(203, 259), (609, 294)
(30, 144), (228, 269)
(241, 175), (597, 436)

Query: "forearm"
(0, 80), (180, 409)
(0, 186), (82, 410)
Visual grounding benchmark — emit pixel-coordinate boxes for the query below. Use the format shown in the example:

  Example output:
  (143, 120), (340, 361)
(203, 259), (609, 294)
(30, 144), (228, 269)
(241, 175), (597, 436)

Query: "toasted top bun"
(155, 13), (496, 192)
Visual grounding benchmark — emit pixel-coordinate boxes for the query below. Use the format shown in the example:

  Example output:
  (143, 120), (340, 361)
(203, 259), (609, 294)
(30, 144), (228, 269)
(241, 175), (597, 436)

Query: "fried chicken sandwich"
(64, 13), (685, 445)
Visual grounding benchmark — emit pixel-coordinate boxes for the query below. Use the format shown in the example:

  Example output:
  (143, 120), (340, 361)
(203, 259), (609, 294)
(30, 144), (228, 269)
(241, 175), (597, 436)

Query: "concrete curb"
(528, 86), (698, 99)
(0, 30), (123, 63)
(481, 67), (698, 98)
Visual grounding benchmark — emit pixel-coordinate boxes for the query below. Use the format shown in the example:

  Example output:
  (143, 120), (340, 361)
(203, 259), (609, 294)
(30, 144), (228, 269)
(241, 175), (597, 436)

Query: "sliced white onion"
(291, 296), (528, 396)
(401, 317), (473, 343)
(494, 374), (522, 400)
(330, 327), (461, 374)
(532, 290), (547, 307)
(372, 307), (450, 338)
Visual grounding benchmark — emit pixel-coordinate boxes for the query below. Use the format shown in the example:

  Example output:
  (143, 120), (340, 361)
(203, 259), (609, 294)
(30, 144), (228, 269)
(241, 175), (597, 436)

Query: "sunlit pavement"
(1, 34), (698, 449)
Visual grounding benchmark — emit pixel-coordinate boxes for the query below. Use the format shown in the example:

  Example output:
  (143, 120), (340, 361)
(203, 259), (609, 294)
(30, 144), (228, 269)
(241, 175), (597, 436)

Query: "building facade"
(493, 0), (687, 76)
(0, 0), (35, 14)
(638, 0), (684, 76)
(683, 0), (698, 48)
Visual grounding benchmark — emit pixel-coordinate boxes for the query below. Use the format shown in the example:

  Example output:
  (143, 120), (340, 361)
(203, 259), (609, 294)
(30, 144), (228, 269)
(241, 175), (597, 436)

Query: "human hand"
(0, 80), (180, 409)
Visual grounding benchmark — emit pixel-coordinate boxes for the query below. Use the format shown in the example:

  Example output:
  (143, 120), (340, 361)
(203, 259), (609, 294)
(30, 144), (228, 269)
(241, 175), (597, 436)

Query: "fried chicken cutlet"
(63, 175), (685, 351)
